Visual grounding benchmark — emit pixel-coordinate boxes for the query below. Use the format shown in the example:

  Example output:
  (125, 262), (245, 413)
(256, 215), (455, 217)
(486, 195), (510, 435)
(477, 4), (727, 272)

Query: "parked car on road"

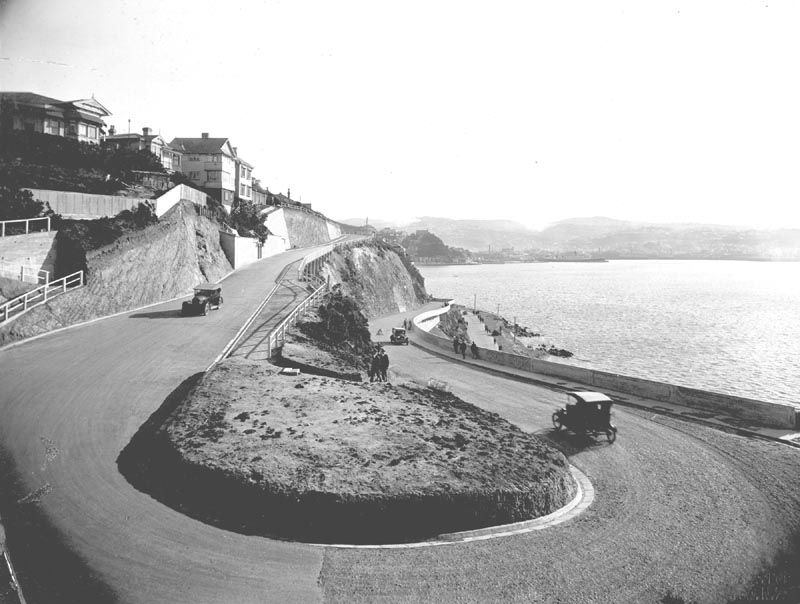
(552, 391), (617, 443)
(181, 283), (223, 316)
(390, 327), (409, 345)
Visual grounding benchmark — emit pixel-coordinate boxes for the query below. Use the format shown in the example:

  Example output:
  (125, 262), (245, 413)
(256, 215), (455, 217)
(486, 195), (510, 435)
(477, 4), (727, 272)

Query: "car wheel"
(552, 412), (563, 430)
(202, 303), (209, 316)
(606, 425), (617, 444)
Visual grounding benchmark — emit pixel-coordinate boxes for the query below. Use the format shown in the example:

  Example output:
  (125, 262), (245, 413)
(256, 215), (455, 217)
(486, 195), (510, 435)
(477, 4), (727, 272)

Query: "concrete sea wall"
(412, 308), (799, 430)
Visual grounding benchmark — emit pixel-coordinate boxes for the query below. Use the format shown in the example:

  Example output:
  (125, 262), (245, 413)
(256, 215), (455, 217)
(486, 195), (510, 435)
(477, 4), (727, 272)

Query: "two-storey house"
(234, 149), (254, 204)
(0, 91), (111, 145)
(105, 127), (181, 172)
(170, 133), (238, 210)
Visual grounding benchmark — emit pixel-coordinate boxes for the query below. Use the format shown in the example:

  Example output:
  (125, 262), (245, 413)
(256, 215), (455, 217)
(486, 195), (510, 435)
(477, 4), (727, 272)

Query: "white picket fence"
(0, 270), (84, 324)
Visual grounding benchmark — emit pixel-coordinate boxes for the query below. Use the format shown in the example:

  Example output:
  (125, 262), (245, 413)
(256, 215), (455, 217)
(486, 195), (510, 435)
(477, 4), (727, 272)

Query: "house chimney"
(109, 125), (116, 135)
(201, 132), (209, 139)
(287, 188), (291, 200)
(142, 127), (151, 136)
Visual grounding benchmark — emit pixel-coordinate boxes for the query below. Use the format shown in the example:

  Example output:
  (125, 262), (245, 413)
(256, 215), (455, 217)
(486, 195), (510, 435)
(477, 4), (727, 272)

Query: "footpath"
(369, 304), (800, 448)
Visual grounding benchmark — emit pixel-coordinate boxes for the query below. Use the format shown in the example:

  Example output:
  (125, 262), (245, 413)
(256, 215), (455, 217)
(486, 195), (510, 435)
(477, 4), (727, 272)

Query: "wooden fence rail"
(0, 270), (84, 324)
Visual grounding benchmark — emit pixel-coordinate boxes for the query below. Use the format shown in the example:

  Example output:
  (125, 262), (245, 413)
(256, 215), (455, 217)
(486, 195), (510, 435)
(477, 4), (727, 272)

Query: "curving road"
(0, 259), (799, 603)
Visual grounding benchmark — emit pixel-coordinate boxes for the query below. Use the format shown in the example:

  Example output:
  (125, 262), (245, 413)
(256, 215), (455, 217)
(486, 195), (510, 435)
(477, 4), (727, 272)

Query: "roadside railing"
(0, 259), (50, 285)
(0, 270), (84, 324)
(0, 216), (51, 237)
(266, 280), (329, 358)
(296, 234), (376, 282)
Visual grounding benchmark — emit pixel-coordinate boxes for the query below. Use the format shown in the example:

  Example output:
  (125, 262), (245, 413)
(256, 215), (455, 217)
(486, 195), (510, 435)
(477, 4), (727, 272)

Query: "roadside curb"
(409, 336), (800, 450)
(311, 464), (593, 549)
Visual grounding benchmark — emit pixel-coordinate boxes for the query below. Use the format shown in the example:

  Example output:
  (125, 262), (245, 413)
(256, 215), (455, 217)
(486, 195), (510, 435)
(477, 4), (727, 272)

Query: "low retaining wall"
(412, 312), (799, 430)
(26, 189), (141, 218)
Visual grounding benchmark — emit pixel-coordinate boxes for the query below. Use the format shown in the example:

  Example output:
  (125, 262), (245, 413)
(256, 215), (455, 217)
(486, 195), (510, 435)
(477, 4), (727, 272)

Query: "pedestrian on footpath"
(379, 348), (390, 382)
(453, 336), (460, 355)
(471, 341), (479, 359)
(459, 340), (467, 359)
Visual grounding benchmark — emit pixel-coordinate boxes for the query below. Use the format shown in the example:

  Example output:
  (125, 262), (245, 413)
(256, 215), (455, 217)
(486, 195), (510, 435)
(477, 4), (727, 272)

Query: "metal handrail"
(0, 270), (84, 324)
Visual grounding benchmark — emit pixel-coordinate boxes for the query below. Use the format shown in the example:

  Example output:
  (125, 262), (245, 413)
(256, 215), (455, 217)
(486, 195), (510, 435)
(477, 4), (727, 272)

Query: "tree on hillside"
(0, 183), (52, 221)
(229, 199), (271, 243)
(103, 148), (165, 179)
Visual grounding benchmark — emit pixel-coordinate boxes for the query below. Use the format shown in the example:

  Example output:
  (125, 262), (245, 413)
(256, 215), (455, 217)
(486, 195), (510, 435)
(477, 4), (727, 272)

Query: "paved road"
(1, 272), (799, 603)
(0, 248), (326, 604)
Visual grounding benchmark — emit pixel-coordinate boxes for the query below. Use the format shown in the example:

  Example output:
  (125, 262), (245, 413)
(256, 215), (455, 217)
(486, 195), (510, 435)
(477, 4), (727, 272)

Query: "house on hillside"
(169, 133), (241, 211)
(105, 126), (182, 172)
(252, 179), (270, 209)
(0, 91), (111, 144)
(234, 150), (253, 204)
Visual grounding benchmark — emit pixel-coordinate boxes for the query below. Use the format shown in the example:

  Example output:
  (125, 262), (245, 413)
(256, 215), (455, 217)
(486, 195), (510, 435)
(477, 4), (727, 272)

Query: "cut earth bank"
(119, 243), (578, 544)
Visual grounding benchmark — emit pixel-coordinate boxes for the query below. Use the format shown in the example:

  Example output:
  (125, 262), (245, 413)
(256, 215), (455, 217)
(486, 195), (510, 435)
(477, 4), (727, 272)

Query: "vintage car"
(390, 327), (409, 345)
(552, 391), (617, 443)
(181, 283), (223, 316)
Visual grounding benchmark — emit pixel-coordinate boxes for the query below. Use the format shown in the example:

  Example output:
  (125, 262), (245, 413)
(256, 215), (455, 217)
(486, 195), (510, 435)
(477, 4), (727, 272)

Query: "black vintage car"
(181, 283), (223, 316)
(390, 327), (409, 345)
(552, 391), (617, 443)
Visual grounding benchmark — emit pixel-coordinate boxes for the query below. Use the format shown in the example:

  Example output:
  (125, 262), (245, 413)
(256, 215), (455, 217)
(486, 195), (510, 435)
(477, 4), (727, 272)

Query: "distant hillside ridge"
(346, 215), (800, 260)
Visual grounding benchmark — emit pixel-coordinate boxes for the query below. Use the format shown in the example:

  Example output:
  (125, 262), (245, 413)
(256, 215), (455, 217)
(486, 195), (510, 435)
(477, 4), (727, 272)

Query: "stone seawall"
(413, 308), (799, 430)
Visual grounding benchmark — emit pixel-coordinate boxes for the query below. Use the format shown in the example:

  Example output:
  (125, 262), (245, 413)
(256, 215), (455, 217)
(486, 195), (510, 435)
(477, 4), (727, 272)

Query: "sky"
(1, 0), (799, 230)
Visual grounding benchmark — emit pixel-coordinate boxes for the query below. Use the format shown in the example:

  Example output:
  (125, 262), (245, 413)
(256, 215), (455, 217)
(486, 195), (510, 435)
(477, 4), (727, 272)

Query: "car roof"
(567, 391), (613, 403)
(195, 283), (220, 290)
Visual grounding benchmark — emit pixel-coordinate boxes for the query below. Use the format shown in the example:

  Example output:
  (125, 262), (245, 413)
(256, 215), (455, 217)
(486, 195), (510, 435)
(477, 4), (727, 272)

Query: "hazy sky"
(1, 0), (798, 229)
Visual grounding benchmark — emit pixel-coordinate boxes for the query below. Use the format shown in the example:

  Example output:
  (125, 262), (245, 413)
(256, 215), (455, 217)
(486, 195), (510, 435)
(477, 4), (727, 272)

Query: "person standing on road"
(471, 341), (479, 359)
(370, 351), (381, 382)
(379, 349), (390, 382)
(453, 336), (460, 355)
(459, 339), (467, 359)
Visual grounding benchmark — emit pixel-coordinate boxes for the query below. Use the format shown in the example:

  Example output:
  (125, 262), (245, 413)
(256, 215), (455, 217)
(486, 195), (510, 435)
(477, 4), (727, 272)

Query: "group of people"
(453, 336), (479, 360)
(369, 348), (390, 382)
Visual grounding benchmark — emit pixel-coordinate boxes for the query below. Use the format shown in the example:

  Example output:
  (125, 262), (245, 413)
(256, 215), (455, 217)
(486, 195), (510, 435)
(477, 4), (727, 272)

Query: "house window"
(189, 155), (200, 162)
(88, 125), (97, 139)
(207, 171), (220, 181)
(207, 155), (216, 162)
(78, 123), (88, 137)
(189, 171), (200, 179)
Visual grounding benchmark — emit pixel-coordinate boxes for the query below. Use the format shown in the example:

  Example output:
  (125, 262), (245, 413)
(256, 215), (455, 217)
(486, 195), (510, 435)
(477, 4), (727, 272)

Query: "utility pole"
(473, 294), (476, 312)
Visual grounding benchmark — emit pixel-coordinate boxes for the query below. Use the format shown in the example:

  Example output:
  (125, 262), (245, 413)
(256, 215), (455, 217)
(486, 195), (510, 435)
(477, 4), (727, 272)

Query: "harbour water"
(419, 260), (800, 406)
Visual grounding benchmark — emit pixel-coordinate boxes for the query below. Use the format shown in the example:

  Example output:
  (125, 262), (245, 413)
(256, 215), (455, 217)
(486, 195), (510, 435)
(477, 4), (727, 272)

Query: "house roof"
(170, 137), (234, 155)
(0, 91), (64, 106)
(0, 91), (111, 124)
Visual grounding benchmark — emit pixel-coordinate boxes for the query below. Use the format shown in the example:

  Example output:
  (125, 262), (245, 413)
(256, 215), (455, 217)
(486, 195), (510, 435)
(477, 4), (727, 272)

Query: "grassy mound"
(121, 358), (576, 544)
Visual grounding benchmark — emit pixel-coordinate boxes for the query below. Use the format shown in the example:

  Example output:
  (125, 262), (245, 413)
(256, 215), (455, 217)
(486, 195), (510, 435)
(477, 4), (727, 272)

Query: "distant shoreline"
(415, 256), (799, 266)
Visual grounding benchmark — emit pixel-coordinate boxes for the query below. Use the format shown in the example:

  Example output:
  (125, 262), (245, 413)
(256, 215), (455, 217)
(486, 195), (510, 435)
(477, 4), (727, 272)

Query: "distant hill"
(350, 215), (800, 261)
(401, 217), (538, 251)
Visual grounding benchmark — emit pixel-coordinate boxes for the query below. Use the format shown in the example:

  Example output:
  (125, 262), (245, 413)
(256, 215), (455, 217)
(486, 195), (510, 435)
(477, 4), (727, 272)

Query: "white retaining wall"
(27, 189), (142, 218)
(412, 310), (799, 430)
(0, 231), (58, 277)
(153, 184), (208, 216)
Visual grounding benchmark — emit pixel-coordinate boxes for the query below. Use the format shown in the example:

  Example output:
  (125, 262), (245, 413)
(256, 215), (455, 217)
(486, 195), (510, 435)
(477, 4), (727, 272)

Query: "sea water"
(420, 260), (800, 405)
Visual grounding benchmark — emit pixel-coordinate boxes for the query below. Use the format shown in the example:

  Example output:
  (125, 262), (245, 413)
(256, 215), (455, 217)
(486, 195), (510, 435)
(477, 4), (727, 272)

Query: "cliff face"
(0, 202), (232, 344)
(319, 243), (427, 318)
